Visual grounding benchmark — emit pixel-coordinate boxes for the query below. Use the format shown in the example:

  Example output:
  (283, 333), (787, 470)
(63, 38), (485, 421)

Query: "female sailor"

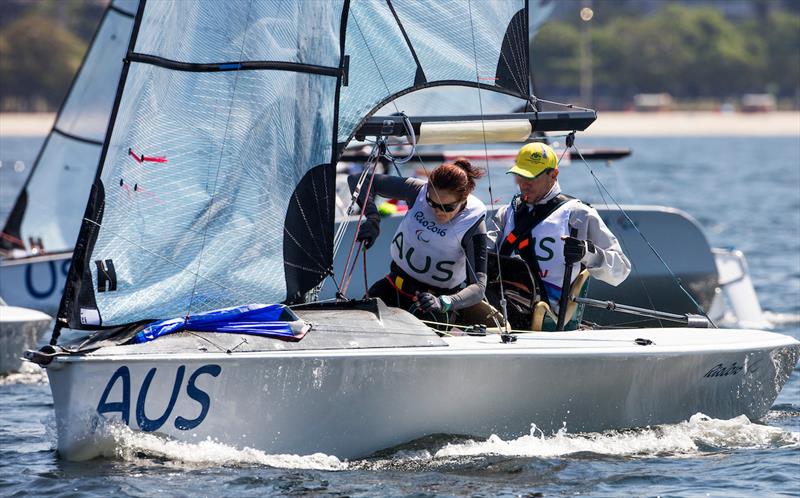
(348, 159), (487, 318)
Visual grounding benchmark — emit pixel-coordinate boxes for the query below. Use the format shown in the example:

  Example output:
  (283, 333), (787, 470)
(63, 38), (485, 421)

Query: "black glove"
(563, 236), (595, 265)
(357, 217), (380, 249)
(417, 292), (442, 313)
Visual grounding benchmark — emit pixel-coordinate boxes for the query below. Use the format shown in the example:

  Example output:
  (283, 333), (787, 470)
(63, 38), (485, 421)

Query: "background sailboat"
(0, 0), (137, 314)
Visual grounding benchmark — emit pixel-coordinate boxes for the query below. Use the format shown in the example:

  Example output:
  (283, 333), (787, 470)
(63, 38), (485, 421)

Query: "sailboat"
(24, 1), (798, 461)
(0, 0), (137, 315)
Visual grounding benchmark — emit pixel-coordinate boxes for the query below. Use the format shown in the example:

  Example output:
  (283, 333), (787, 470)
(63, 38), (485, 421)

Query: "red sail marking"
(134, 185), (165, 205)
(129, 148), (168, 164)
(121, 182), (133, 200)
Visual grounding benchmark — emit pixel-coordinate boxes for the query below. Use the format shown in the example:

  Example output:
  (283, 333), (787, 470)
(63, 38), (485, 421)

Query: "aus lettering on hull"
(96, 364), (222, 432)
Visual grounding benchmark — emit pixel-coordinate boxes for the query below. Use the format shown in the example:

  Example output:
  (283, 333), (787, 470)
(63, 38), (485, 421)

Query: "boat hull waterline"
(45, 328), (798, 461)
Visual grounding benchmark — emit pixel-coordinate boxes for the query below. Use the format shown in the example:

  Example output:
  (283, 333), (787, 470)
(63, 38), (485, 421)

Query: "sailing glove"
(357, 216), (380, 249)
(417, 292), (453, 313)
(563, 236), (595, 265)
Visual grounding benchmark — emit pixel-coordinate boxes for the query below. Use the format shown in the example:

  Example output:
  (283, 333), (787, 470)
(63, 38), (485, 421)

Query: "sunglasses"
(425, 194), (463, 212)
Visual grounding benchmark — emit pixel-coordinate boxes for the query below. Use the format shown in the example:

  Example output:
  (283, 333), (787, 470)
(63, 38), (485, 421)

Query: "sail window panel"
(90, 64), (335, 325)
(19, 135), (101, 253)
(392, 0), (525, 90)
(134, 0), (343, 67)
(338, 1), (418, 143)
(381, 86), (528, 116)
(56, 9), (133, 142)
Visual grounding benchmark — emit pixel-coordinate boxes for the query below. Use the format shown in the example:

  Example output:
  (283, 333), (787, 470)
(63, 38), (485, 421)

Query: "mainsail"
(1, 0), (137, 254)
(59, 0), (533, 330)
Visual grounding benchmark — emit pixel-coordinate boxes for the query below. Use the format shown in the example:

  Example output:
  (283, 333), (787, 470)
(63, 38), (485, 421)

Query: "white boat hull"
(0, 306), (51, 374)
(45, 327), (798, 460)
(0, 252), (71, 317)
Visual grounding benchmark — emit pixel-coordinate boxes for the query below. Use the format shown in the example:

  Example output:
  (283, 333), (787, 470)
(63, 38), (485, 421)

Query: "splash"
(0, 362), (48, 385)
(58, 413), (800, 471)
(105, 424), (346, 471)
(763, 311), (800, 327)
(428, 413), (800, 460)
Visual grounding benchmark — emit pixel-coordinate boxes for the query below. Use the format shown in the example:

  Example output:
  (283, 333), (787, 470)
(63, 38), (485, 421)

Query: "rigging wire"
(185, 0), (255, 318)
(331, 113), (418, 298)
(327, 141), (381, 299)
(517, 129), (664, 328)
(467, 0), (508, 328)
(571, 152), (665, 328)
(569, 143), (717, 328)
(331, 142), (380, 257)
(529, 95), (595, 113)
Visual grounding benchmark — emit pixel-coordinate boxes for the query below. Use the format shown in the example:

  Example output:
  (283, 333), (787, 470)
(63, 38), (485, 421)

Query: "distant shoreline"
(1, 111), (798, 138)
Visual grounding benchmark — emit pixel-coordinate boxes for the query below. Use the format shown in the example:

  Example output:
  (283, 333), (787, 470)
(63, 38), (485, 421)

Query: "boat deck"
(59, 325), (798, 362)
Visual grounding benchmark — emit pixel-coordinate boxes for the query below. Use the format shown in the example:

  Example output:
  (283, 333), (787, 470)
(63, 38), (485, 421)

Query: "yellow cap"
(507, 142), (558, 179)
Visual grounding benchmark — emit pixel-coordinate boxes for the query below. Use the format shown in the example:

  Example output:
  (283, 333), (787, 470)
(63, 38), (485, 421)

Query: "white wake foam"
(432, 413), (800, 460)
(106, 424), (346, 471)
(77, 413), (800, 471)
(0, 362), (48, 385)
(764, 311), (800, 326)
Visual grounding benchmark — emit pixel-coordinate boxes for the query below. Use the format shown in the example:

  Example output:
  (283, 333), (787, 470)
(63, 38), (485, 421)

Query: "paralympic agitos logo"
(415, 229), (430, 243)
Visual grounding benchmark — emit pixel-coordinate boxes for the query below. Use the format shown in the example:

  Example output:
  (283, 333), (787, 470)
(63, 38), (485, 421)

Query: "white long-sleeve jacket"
(488, 181), (631, 287)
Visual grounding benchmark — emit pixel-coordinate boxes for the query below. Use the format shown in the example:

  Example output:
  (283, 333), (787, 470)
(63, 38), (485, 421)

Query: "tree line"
(0, 2), (797, 111)
(532, 3), (800, 108)
(0, 0), (104, 112)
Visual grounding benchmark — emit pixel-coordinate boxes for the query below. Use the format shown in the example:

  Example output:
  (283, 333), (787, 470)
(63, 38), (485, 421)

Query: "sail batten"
(52, 128), (105, 146)
(109, 4), (136, 18)
(127, 52), (342, 76)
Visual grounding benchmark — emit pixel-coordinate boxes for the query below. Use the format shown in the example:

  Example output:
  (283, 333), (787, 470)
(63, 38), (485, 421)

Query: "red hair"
(428, 158), (484, 201)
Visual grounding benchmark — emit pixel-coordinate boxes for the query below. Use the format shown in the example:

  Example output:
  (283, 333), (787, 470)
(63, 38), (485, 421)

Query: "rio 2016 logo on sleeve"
(96, 364), (221, 431)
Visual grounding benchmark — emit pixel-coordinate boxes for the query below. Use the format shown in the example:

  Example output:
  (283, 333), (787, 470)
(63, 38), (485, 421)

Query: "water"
(1, 135), (799, 497)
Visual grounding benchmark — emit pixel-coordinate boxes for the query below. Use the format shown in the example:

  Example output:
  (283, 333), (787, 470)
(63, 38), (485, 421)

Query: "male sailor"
(488, 142), (631, 330)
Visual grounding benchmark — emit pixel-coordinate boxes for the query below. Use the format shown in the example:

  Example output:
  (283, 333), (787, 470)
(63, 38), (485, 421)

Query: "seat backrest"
(532, 269), (591, 331)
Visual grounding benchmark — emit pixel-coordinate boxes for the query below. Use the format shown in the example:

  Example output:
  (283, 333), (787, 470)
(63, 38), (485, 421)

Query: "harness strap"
(384, 274), (417, 300)
(499, 193), (574, 303)
(500, 193), (573, 256)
